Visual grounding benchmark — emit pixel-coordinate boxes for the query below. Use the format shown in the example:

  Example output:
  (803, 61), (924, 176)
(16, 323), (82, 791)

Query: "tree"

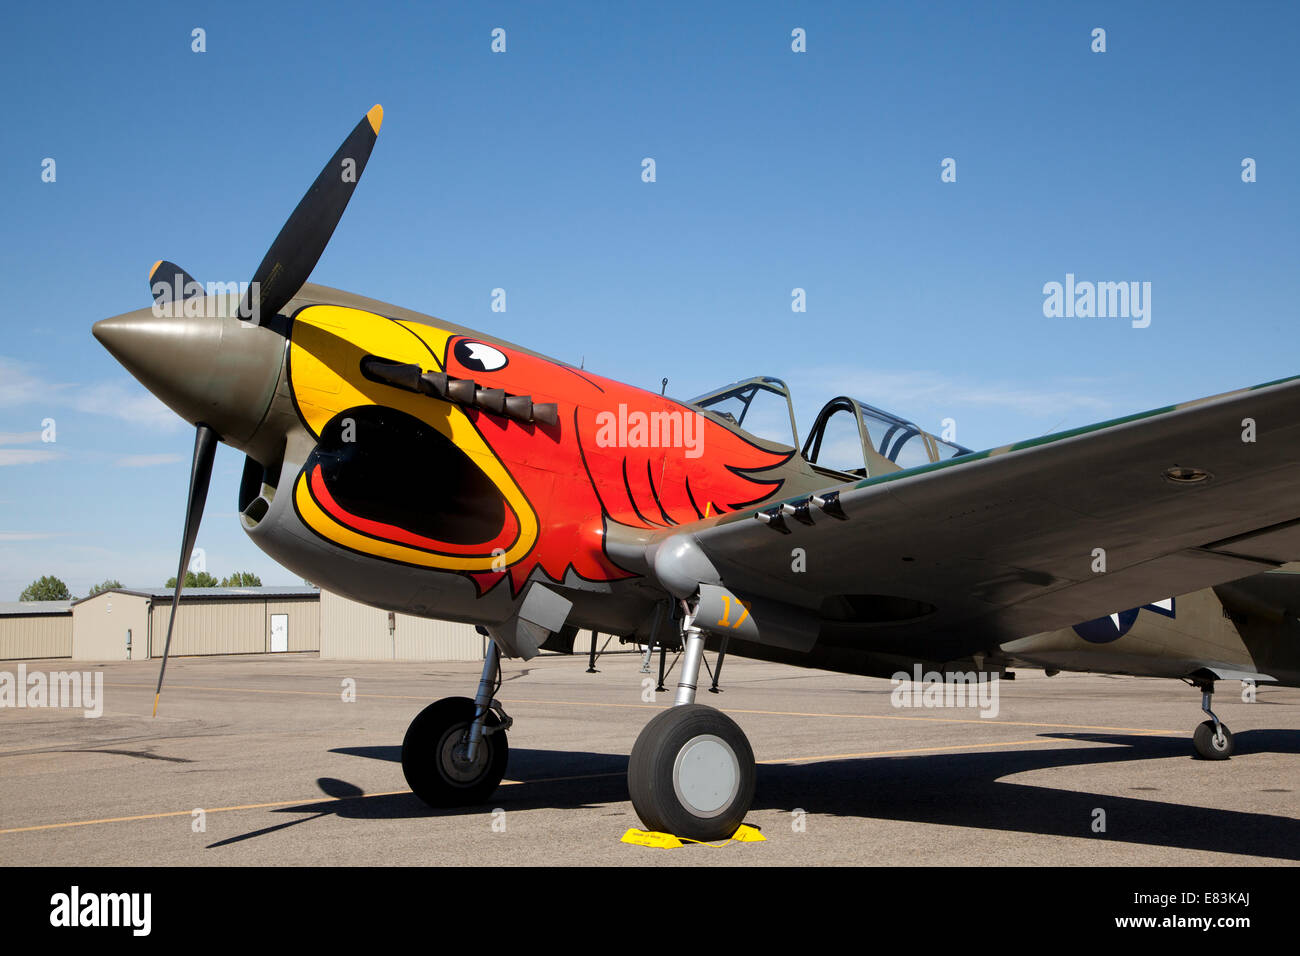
(20, 575), (72, 601)
(87, 579), (122, 597)
(165, 571), (219, 589)
(220, 571), (262, 587)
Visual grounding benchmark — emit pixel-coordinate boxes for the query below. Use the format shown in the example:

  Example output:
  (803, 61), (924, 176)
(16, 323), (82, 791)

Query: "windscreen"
(689, 378), (798, 449)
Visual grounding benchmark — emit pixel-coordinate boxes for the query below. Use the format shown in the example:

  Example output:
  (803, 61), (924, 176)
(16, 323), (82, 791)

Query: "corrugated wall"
(395, 616), (487, 661)
(0, 614), (73, 660)
(148, 597), (320, 657)
(150, 599), (263, 656)
(319, 590), (392, 659)
(320, 590), (485, 661)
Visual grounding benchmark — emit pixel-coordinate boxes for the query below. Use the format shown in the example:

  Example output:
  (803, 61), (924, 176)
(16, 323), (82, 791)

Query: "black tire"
(402, 696), (508, 807)
(1193, 719), (1234, 760)
(628, 704), (755, 841)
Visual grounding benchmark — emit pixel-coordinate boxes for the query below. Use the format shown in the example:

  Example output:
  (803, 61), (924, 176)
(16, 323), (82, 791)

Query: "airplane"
(91, 105), (1300, 840)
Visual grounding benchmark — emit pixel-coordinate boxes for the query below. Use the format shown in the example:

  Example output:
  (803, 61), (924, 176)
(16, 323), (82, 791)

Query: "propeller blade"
(239, 104), (383, 324)
(152, 424), (218, 717)
(149, 261), (203, 305)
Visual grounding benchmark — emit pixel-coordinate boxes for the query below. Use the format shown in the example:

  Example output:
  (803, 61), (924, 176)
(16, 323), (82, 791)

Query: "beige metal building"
(71, 587), (320, 661)
(1, 586), (621, 665)
(319, 590), (486, 660)
(0, 601), (73, 660)
(318, 590), (617, 662)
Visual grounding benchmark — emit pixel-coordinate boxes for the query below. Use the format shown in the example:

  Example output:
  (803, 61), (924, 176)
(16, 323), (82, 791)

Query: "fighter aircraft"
(93, 106), (1300, 840)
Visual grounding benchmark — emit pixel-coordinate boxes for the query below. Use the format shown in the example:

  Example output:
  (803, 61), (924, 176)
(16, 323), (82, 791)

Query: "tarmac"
(1, 651), (1296, 866)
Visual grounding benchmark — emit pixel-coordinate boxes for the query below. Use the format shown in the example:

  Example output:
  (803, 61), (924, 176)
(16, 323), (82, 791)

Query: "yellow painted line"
(504, 697), (1182, 736)
(760, 738), (1047, 763)
(0, 790), (411, 836)
(106, 682), (425, 701)
(0, 771), (630, 836)
(500, 771), (621, 786)
(0, 735), (1115, 838)
(101, 682), (1181, 736)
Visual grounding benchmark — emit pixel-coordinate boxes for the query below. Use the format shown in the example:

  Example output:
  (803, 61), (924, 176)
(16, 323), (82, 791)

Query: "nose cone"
(93, 304), (285, 446)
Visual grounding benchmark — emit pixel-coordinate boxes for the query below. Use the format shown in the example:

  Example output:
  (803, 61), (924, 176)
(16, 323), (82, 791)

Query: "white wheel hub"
(672, 734), (740, 818)
(439, 724), (488, 784)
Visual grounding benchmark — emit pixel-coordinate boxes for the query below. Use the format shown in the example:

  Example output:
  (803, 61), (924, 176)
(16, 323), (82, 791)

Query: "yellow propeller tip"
(149, 260), (163, 280)
(152, 692), (160, 717)
(367, 104), (384, 134)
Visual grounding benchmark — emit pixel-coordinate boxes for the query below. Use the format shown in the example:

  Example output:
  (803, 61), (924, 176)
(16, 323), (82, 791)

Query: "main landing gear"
(1190, 679), (1234, 760)
(401, 606), (757, 841)
(402, 640), (513, 806)
(627, 603), (756, 841)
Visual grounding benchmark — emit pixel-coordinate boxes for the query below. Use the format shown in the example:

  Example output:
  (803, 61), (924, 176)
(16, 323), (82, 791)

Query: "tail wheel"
(628, 704), (755, 841)
(402, 696), (509, 807)
(1193, 719), (1234, 760)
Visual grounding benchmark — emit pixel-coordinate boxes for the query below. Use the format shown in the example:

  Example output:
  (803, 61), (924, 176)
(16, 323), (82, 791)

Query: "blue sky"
(1, 1), (1296, 598)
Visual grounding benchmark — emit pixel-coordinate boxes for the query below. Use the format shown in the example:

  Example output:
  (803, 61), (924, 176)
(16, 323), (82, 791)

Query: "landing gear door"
(696, 583), (818, 653)
(487, 582), (573, 660)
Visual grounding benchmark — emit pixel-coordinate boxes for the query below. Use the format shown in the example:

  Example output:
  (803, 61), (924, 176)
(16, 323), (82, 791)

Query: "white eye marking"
(459, 341), (508, 371)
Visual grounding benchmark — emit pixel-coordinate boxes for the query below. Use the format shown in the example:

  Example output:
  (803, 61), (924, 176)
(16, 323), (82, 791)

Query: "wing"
(629, 375), (1300, 666)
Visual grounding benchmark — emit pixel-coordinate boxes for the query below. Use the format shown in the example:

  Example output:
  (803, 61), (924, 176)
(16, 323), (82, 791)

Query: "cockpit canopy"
(689, 376), (801, 445)
(688, 376), (971, 480)
(802, 395), (971, 478)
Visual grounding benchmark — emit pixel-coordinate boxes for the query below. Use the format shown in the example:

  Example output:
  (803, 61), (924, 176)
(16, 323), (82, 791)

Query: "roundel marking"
(1072, 608), (1140, 644)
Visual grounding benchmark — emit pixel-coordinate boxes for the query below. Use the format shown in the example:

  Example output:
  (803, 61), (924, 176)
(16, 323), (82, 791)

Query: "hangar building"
(0, 601), (73, 660)
(2, 587), (614, 664)
(71, 586), (321, 661)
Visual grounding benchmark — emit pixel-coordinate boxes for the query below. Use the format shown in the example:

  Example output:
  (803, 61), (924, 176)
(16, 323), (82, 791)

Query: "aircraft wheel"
(628, 704), (755, 841)
(402, 696), (508, 807)
(1193, 719), (1234, 760)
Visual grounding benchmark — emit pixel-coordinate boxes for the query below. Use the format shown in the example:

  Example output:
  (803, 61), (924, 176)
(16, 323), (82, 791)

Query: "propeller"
(149, 260), (203, 304)
(239, 104), (383, 323)
(146, 104), (384, 715)
(153, 424), (217, 717)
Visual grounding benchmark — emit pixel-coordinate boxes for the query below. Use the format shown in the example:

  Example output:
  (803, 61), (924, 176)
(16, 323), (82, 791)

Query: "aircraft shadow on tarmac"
(208, 731), (1300, 859)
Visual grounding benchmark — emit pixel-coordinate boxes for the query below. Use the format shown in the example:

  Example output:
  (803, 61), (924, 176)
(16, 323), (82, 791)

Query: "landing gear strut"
(402, 640), (513, 806)
(627, 603), (756, 840)
(1191, 679), (1234, 760)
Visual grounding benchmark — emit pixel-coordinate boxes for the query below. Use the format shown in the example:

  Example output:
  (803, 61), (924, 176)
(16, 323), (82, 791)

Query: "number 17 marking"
(717, 594), (751, 629)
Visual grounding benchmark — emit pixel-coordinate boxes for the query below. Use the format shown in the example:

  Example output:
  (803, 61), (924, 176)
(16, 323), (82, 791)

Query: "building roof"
(0, 600), (73, 617)
(72, 586), (320, 607)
